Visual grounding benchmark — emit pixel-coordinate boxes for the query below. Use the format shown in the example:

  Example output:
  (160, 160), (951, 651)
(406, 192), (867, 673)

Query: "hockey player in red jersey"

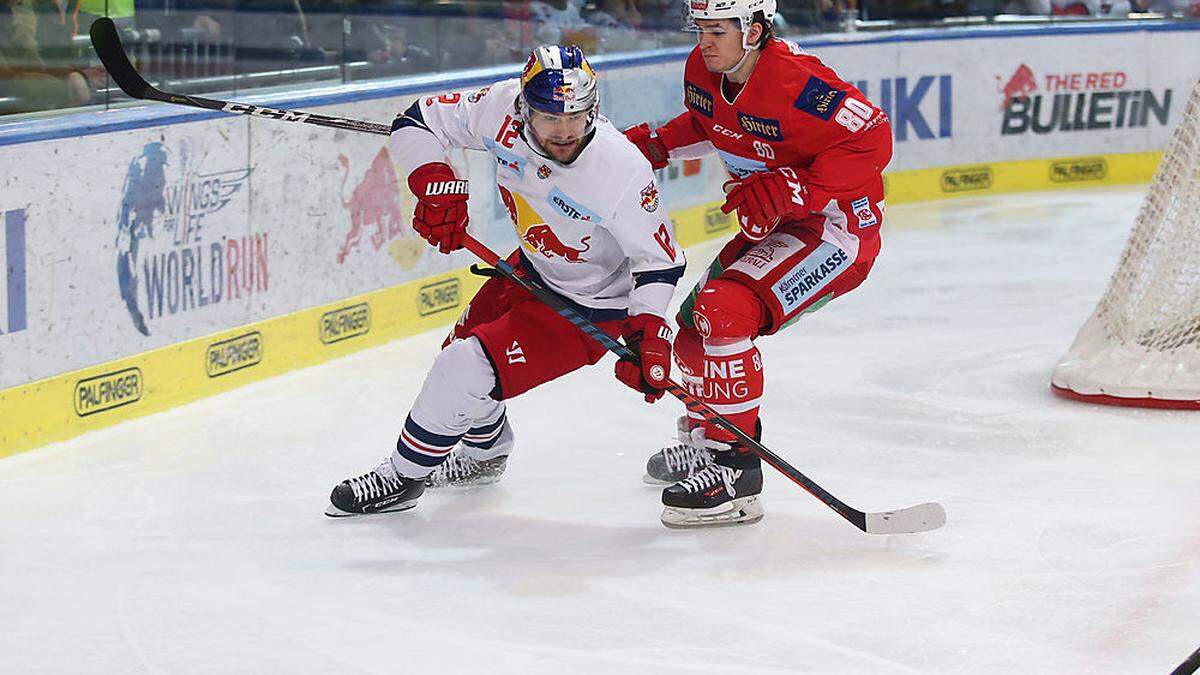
(623, 0), (892, 527)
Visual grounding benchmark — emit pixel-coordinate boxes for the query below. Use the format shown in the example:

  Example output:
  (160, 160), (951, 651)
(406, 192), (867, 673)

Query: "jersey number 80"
(835, 98), (874, 133)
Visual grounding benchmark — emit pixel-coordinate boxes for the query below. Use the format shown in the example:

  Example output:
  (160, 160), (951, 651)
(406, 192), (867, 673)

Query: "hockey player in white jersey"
(327, 45), (686, 517)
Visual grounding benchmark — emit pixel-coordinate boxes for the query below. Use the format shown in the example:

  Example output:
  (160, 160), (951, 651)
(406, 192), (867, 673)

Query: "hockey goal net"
(1052, 79), (1200, 409)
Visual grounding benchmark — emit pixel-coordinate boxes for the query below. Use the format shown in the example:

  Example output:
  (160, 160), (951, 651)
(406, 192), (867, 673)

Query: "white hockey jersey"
(390, 78), (685, 319)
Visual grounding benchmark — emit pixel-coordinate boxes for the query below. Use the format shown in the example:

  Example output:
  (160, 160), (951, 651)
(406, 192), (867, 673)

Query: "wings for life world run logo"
(116, 141), (268, 336)
(998, 64), (1173, 136)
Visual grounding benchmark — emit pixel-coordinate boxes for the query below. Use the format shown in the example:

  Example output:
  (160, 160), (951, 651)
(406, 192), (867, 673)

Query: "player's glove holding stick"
(615, 314), (673, 403)
(721, 167), (811, 242)
(408, 162), (470, 254)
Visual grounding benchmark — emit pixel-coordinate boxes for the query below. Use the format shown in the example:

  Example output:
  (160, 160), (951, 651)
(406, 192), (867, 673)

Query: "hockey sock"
(392, 336), (500, 477)
(699, 337), (763, 447)
(673, 325), (706, 430)
(460, 409), (512, 461)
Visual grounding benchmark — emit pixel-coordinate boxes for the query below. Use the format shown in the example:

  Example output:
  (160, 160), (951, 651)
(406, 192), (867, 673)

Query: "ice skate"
(424, 449), (508, 488)
(325, 458), (425, 517)
(644, 416), (762, 485)
(643, 416), (714, 485)
(660, 433), (764, 528)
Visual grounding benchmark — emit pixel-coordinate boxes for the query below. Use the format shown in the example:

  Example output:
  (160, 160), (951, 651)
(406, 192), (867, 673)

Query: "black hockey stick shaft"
(1172, 645), (1200, 675)
(461, 235), (942, 534)
(89, 18), (391, 136)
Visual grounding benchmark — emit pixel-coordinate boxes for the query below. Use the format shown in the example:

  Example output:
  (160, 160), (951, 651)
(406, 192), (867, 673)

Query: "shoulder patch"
(685, 81), (714, 118)
(794, 76), (845, 122)
(737, 112), (784, 141)
(639, 181), (659, 213)
(467, 85), (491, 103)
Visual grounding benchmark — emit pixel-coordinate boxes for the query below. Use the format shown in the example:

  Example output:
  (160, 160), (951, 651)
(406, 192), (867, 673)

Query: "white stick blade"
(865, 502), (946, 535)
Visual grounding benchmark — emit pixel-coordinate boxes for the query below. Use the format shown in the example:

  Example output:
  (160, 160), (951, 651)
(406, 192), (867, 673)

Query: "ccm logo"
(222, 102), (310, 122)
(712, 124), (744, 140)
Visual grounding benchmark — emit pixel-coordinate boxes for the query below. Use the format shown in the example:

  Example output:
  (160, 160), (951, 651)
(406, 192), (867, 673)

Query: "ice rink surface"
(3, 186), (1199, 674)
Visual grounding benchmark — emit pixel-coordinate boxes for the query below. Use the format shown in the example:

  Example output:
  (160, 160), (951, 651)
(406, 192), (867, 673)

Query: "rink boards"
(0, 21), (1197, 456)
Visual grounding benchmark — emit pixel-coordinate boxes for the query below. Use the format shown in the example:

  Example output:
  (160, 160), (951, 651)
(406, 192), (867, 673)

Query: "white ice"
(3, 186), (1199, 674)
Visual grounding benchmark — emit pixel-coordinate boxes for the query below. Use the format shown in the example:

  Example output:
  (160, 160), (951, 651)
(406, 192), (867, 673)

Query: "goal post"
(1051, 79), (1200, 409)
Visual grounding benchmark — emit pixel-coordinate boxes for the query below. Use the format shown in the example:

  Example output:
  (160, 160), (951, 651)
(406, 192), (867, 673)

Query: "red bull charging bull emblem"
(336, 147), (408, 265)
(523, 224), (591, 263)
(998, 64), (1038, 111)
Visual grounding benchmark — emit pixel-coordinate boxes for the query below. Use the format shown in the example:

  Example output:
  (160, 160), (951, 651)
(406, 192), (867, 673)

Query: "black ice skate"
(660, 441), (763, 528)
(644, 416), (761, 485)
(325, 458), (425, 517)
(425, 450), (508, 488)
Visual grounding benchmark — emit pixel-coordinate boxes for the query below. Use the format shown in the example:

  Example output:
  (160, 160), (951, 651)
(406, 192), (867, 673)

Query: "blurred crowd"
(3, 0), (1198, 116)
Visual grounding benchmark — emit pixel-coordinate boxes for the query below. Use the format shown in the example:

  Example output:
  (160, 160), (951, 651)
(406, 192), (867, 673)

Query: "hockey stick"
(460, 235), (945, 535)
(88, 18), (390, 136)
(90, 17), (944, 534)
(1172, 645), (1200, 675)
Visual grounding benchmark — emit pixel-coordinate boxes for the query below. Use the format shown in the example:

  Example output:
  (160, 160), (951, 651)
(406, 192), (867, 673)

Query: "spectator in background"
(1143, 0), (1200, 14)
(231, 0), (316, 70)
(333, 0), (437, 75)
(1002, 0), (1137, 13)
(1, 0), (93, 113)
(528, 0), (597, 51)
(134, 0), (229, 41)
(586, 0), (646, 52)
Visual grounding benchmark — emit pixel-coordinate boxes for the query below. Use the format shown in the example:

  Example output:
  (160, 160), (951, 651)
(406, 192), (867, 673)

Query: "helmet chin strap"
(722, 48), (755, 75)
(721, 17), (760, 76)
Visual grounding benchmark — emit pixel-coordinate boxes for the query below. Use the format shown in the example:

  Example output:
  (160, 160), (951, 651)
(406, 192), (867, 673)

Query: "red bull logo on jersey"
(640, 182), (660, 213)
(523, 224), (591, 263)
(998, 65), (1172, 136)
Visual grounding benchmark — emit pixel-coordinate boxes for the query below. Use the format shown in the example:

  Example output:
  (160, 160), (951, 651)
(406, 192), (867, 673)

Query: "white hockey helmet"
(685, 0), (777, 50)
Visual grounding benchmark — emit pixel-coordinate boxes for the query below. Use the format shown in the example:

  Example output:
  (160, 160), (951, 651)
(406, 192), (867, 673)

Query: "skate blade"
(642, 473), (671, 486)
(660, 495), (764, 529)
(425, 474), (504, 489)
(324, 498), (419, 518)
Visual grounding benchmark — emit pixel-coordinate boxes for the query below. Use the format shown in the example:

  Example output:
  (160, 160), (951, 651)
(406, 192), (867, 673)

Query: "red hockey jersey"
(657, 38), (893, 260)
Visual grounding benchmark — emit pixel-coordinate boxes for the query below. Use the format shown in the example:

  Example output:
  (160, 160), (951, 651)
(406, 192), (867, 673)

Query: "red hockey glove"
(721, 168), (810, 242)
(408, 162), (470, 254)
(622, 123), (670, 170)
(615, 314), (673, 403)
